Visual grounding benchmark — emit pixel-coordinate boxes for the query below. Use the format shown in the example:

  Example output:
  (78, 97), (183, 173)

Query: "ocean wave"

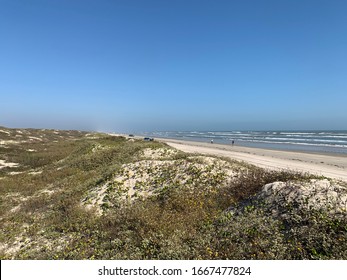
(262, 137), (347, 144)
(146, 131), (347, 149)
(279, 132), (318, 135)
(237, 139), (347, 148)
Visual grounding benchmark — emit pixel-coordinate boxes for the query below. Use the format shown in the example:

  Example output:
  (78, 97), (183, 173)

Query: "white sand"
(0, 159), (19, 169)
(0, 129), (10, 135)
(158, 139), (347, 182)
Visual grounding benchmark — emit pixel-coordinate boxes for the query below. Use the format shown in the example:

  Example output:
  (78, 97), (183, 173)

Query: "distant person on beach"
(211, 139), (213, 144)
(232, 140), (235, 146)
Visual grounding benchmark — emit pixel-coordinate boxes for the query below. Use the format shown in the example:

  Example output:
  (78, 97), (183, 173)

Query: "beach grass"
(0, 127), (346, 259)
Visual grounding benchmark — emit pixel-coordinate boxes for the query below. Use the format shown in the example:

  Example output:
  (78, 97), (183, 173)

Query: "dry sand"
(0, 159), (19, 169)
(156, 138), (347, 182)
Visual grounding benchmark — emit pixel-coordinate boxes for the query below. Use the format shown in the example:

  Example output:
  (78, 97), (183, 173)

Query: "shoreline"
(139, 130), (347, 155)
(152, 137), (347, 182)
(153, 136), (347, 157)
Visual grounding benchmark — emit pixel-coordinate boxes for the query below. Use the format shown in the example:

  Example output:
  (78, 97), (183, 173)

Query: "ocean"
(141, 130), (347, 155)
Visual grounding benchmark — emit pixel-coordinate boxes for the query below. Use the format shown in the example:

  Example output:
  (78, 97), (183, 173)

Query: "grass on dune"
(0, 127), (346, 260)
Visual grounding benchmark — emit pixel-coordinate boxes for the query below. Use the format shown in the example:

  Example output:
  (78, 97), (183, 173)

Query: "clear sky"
(1, 0), (346, 132)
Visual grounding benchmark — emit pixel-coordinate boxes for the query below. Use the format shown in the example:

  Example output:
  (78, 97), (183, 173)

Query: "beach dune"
(159, 139), (347, 182)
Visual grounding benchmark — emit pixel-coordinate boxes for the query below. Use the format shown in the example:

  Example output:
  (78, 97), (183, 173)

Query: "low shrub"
(1, 127), (346, 260)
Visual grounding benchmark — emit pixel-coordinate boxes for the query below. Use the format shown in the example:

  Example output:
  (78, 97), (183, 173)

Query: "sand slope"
(160, 139), (347, 182)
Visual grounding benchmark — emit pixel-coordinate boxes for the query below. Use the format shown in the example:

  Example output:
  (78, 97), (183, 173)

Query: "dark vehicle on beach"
(128, 134), (134, 137)
(144, 137), (154, 141)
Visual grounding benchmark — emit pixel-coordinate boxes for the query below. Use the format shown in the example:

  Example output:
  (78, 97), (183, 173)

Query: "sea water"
(141, 130), (347, 154)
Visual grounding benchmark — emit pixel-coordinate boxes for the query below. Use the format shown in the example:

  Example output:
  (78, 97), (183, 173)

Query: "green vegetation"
(0, 127), (346, 259)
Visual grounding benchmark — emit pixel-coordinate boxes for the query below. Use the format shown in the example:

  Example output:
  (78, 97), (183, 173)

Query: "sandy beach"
(155, 138), (347, 182)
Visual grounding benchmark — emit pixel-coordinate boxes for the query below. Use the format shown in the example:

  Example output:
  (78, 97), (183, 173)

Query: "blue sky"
(1, 0), (346, 132)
